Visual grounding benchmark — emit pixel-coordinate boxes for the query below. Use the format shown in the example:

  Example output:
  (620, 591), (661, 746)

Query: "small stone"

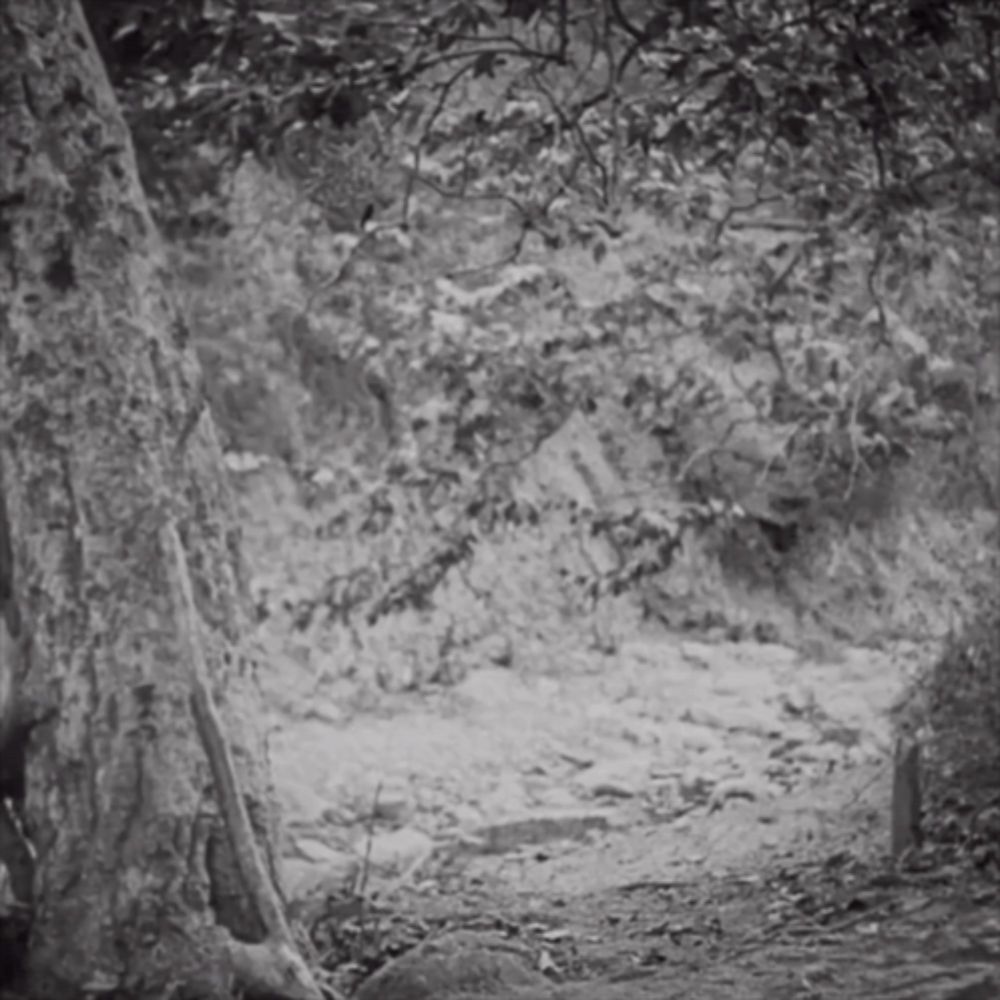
(371, 782), (414, 823)
(354, 931), (546, 1000)
(471, 809), (613, 854)
(708, 777), (763, 812)
(281, 854), (359, 903)
(446, 803), (485, 831)
(680, 641), (719, 669)
(293, 837), (349, 865)
(355, 827), (435, 873)
(303, 703), (345, 725)
(277, 780), (332, 826)
(573, 757), (650, 799)
(454, 666), (523, 706)
(483, 634), (515, 667)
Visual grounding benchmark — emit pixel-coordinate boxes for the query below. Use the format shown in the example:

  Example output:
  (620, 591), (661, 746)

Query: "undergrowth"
(921, 579), (1000, 871)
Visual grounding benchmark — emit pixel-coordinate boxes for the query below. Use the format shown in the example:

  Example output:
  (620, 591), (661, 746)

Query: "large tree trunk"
(0, 3), (321, 998)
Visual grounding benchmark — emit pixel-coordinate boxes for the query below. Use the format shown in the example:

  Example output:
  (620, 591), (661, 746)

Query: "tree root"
(166, 521), (333, 1000)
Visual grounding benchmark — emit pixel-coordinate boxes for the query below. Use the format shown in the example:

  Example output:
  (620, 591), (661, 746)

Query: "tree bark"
(0, 3), (321, 997)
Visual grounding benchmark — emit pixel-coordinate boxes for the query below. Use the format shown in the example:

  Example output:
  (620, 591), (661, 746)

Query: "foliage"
(84, 0), (398, 231)
(84, 0), (998, 659)
(86, 1), (998, 222)
(918, 559), (1000, 870)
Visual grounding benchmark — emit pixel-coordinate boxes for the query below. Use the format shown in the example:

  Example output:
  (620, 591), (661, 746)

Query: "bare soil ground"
(257, 545), (1000, 999)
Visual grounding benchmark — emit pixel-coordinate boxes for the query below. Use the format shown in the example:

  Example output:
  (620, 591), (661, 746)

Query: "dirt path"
(251, 623), (1000, 999)
(232, 451), (999, 998)
(269, 631), (916, 882)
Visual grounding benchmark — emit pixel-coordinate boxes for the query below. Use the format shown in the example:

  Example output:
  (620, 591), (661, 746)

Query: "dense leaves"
(86, 0), (998, 223)
(93, 0), (997, 608)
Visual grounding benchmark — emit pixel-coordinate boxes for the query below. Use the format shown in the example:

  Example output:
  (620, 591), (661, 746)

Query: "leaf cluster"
(86, 0), (998, 230)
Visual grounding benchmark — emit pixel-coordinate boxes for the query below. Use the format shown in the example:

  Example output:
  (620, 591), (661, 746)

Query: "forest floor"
(247, 468), (1000, 1000)
(205, 149), (1000, 1000)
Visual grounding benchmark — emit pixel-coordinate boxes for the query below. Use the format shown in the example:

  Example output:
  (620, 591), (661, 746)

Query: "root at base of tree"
(165, 519), (334, 1000)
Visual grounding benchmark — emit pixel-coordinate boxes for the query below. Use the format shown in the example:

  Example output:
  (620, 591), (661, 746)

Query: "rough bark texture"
(0, 3), (317, 997)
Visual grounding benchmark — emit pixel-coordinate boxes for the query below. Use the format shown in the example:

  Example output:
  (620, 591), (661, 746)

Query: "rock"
(681, 704), (782, 738)
(619, 717), (664, 747)
(678, 770), (716, 807)
(581, 780), (636, 800)
(708, 777), (766, 812)
(681, 705), (728, 730)
(281, 854), (360, 923)
(371, 781), (415, 824)
(782, 742), (843, 766)
(276, 779), (332, 826)
(547, 740), (594, 769)
(470, 809), (614, 855)
(572, 756), (653, 799)
(679, 640), (720, 670)
(303, 703), (345, 725)
(481, 633), (515, 667)
(355, 827), (435, 873)
(454, 666), (525, 707)
(751, 642), (799, 666)
(354, 931), (548, 1000)
(446, 803), (485, 831)
(292, 836), (351, 865)
(531, 786), (580, 810)
(673, 720), (724, 753)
